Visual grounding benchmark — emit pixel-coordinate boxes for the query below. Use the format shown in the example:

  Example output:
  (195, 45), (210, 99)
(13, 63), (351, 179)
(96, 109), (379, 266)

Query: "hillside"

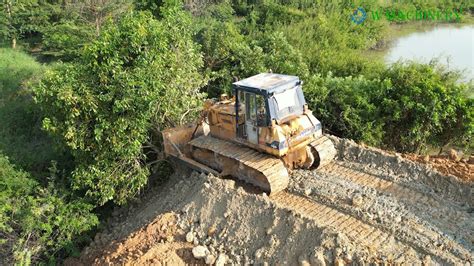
(66, 137), (473, 265)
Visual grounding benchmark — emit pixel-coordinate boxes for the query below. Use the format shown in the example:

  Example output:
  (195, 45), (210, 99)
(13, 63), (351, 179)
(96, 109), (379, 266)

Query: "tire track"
(271, 192), (406, 258)
(320, 163), (441, 207)
(319, 162), (470, 231)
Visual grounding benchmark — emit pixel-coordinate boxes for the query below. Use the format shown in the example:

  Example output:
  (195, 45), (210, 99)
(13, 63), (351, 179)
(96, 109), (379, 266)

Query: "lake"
(386, 25), (474, 82)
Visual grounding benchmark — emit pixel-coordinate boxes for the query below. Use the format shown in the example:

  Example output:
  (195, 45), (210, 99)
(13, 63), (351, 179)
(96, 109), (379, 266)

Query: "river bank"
(365, 18), (473, 99)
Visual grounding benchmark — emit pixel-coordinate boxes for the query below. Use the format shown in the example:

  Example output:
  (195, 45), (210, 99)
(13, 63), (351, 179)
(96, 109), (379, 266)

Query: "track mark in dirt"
(319, 162), (472, 228)
(271, 192), (402, 254)
(272, 191), (472, 264)
(321, 163), (444, 208)
(317, 162), (473, 263)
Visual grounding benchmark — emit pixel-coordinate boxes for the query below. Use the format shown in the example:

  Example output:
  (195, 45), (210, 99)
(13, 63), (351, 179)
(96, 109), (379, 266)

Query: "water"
(386, 25), (474, 82)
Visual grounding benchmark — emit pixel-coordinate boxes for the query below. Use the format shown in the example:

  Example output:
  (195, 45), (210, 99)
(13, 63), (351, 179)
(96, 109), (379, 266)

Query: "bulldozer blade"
(162, 123), (209, 158)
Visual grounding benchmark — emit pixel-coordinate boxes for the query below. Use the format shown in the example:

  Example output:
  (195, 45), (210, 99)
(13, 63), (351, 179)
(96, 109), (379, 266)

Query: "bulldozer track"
(189, 135), (289, 193)
(271, 192), (397, 252)
(320, 163), (445, 206)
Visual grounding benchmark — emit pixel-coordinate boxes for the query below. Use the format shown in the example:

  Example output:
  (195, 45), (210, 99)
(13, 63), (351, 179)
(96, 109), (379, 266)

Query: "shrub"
(42, 22), (95, 61)
(0, 154), (98, 265)
(305, 74), (385, 146)
(197, 20), (266, 97)
(378, 61), (472, 153)
(304, 62), (473, 153)
(34, 8), (207, 205)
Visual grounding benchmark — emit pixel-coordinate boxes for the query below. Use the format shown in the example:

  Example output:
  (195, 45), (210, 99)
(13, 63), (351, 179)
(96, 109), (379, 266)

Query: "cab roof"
(232, 73), (300, 95)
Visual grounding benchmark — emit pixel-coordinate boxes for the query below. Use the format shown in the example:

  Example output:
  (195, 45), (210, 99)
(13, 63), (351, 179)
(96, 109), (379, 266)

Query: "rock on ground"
(67, 136), (473, 265)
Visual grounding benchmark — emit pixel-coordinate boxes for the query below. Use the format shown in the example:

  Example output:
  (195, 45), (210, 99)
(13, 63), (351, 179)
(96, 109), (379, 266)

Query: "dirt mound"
(403, 153), (473, 182)
(330, 137), (473, 205)
(67, 136), (473, 265)
(67, 212), (198, 265)
(67, 173), (417, 265)
(69, 172), (354, 265)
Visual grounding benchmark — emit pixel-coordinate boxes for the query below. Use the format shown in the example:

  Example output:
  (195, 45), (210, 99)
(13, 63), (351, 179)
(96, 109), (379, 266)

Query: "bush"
(379, 61), (473, 152)
(34, 8), (207, 205)
(42, 22), (95, 61)
(304, 61), (473, 153)
(0, 154), (98, 265)
(305, 74), (385, 146)
(197, 20), (266, 97)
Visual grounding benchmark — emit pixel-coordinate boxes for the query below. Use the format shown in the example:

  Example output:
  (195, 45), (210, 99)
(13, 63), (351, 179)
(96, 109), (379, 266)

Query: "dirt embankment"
(403, 152), (473, 182)
(66, 136), (473, 265)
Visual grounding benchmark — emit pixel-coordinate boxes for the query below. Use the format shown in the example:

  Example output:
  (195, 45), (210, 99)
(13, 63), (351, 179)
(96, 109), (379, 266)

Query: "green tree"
(41, 22), (95, 61)
(0, 154), (98, 265)
(34, 8), (207, 205)
(61, 0), (133, 37)
(197, 20), (265, 97)
(379, 61), (471, 153)
(0, 0), (61, 48)
(40, 0), (132, 61)
(304, 74), (385, 145)
(432, 94), (473, 153)
(259, 31), (309, 79)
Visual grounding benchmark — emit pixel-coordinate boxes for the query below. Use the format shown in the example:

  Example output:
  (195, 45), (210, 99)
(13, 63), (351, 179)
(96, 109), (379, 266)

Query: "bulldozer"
(162, 73), (336, 194)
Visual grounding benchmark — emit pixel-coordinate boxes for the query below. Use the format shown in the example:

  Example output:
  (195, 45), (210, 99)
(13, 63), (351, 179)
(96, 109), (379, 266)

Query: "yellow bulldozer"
(162, 73), (336, 194)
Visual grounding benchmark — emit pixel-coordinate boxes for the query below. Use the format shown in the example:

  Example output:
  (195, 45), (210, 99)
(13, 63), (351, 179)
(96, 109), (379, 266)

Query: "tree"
(41, 21), (95, 61)
(379, 61), (472, 153)
(62, 0), (133, 37)
(34, 7), (207, 205)
(0, 0), (59, 48)
(197, 20), (265, 97)
(1, 0), (15, 48)
(40, 0), (133, 61)
(430, 86), (473, 153)
(259, 31), (309, 79)
(304, 74), (385, 145)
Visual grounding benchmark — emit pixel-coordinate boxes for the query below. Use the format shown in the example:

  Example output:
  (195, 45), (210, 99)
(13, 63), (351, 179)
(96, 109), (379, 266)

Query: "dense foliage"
(0, 0), (133, 60)
(304, 74), (386, 146)
(379, 62), (473, 152)
(191, 0), (472, 152)
(0, 154), (98, 264)
(304, 62), (473, 152)
(1, 0), (473, 264)
(34, 8), (207, 205)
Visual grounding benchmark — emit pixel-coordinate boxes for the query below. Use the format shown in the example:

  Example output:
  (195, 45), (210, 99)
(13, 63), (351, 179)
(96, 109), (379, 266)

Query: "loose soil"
(66, 137), (473, 265)
(403, 152), (473, 182)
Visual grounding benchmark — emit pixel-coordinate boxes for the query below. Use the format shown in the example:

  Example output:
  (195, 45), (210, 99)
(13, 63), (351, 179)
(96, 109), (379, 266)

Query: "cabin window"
(256, 94), (268, 126)
(242, 92), (268, 126)
(246, 93), (256, 121)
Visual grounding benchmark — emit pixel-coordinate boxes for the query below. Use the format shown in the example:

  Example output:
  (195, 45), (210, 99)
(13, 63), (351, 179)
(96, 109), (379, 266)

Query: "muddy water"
(386, 25), (473, 81)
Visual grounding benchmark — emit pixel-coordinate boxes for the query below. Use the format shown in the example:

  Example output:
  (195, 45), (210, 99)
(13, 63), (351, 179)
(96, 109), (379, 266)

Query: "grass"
(0, 48), (43, 88)
(0, 48), (70, 178)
